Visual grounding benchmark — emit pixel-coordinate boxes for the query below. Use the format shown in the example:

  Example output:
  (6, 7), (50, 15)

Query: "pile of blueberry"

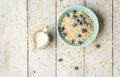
(66, 10), (88, 27)
(59, 10), (90, 45)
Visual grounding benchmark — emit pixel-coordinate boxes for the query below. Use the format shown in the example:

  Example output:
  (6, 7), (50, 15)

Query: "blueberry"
(72, 23), (77, 27)
(76, 19), (80, 22)
(96, 44), (100, 48)
(72, 15), (77, 19)
(77, 34), (81, 38)
(79, 14), (83, 17)
(79, 15), (85, 21)
(59, 27), (64, 32)
(58, 58), (63, 62)
(72, 10), (76, 14)
(65, 13), (69, 17)
(33, 70), (36, 73)
(82, 17), (85, 20)
(82, 28), (87, 33)
(74, 66), (79, 70)
(69, 40), (74, 44)
(80, 17), (85, 21)
(77, 21), (82, 25)
(61, 33), (66, 37)
(77, 41), (83, 45)
(83, 21), (88, 26)
(76, 19), (82, 25)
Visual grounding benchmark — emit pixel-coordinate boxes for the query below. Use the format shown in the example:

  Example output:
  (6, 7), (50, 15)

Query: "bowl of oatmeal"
(57, 6), (99, 47)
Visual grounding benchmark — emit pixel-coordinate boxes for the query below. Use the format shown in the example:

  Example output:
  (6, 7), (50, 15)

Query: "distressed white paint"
(57, 0), (85, 77)
(0, 0), (5, 76)
(28, 0), (56, 77)
(113, 0), (120, 77)
(85, 0), (113, 77)
(0, 0), (27, 77)
(0, 0), (120, 77)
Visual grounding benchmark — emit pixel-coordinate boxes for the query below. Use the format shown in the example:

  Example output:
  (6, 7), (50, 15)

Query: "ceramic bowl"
(57, 6), (99, 47)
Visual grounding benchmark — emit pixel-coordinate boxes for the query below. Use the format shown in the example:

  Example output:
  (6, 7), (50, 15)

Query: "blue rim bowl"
(57, 6), (99, 47)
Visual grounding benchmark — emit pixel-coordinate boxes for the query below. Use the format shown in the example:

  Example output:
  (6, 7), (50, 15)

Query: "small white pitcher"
(33, 25), (50, 50)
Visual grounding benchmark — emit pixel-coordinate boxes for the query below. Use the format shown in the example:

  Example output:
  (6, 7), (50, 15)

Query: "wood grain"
(28, 0), (56, 77)
(0, 0), (27, 77)
(85, 0), (113, 77)
(57, 0), (85, 77)
(0, 0), (5, 76)
(113, 0), (120, 77)
(1, 0), (120, 77)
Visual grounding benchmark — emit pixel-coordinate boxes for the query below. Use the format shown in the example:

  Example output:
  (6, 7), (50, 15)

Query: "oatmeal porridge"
(59, 10), (93, 45)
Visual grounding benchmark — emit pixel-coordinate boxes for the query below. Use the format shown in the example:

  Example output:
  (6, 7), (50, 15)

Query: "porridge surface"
(59, 10), (93, 44)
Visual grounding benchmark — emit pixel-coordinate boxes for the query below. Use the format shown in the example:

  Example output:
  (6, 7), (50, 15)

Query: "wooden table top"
(0, 0), (120, 77)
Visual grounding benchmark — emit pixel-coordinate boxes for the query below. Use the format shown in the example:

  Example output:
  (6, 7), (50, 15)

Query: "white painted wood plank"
(0, 0), (27, 77)
(0, 17), (5, 77)
(85, 0), (113, 77)
(28, 0), (56, 77)
(113, 0), (120, 77)
(57, 0), (85, 77)
(0, 0), (5, 76)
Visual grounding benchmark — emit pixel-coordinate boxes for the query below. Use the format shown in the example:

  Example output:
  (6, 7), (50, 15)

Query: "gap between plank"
(3, 14), (6, 77)
(26, 0), (29, 77)
(55, 0), (57, 77)
(83, 47), (85, 77)
(112, 0), (114, 77)
(84, 0), (87, 7)
(83, 0), (86, 77)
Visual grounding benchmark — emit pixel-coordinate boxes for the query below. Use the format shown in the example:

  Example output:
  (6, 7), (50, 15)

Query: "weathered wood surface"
(57, 0), (85, 77)
(0, 0), (27, 77)
(28, 0), (56, 77)
(113, 0), (120, 77)
(0, 0), (120, 77)
(85, 0), (113, 77)
(0, 0), (5, 76)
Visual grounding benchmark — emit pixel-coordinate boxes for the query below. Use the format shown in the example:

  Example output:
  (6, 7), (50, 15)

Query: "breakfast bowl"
(57, 6), (99, 47)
